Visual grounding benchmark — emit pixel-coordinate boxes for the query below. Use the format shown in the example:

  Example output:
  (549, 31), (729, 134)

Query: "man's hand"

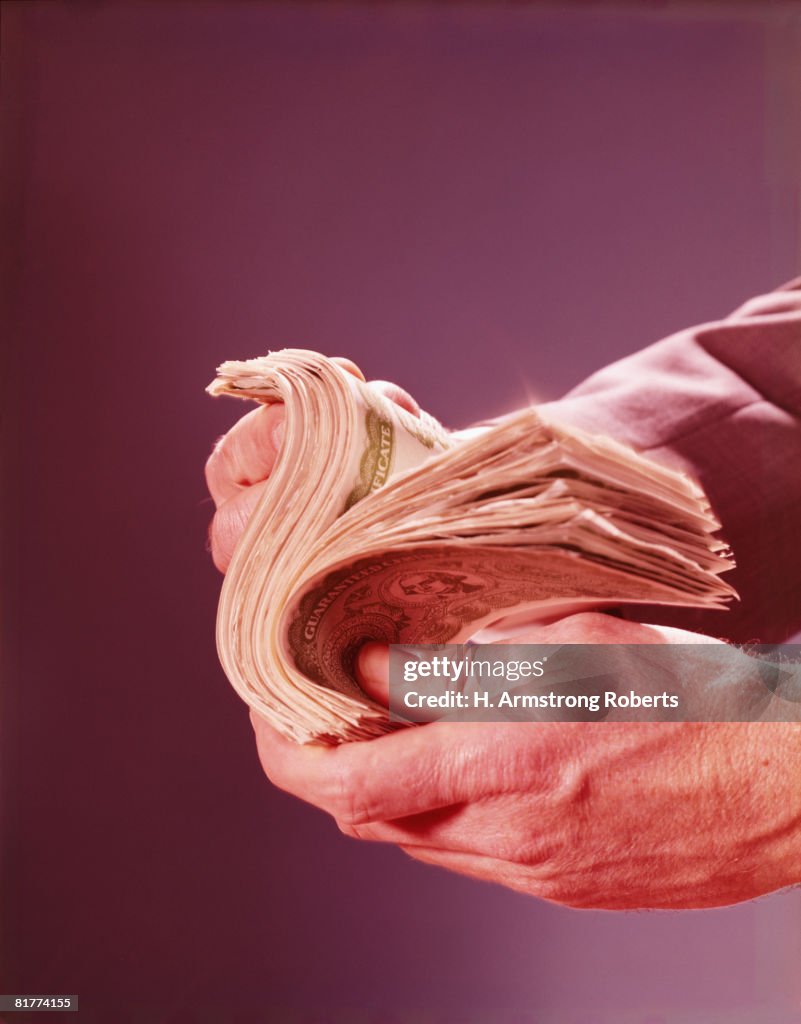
(204, 356), (801, 911)
(251, 613), (801, 910)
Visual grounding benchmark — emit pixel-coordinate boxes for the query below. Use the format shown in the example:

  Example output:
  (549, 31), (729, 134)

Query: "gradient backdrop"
(3, 2), (801, 1022)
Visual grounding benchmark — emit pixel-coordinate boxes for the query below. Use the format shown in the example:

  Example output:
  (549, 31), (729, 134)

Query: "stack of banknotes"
(207, 350), (736, 744)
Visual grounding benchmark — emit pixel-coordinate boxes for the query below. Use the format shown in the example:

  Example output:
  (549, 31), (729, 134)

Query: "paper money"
(208, 350), (736, 744)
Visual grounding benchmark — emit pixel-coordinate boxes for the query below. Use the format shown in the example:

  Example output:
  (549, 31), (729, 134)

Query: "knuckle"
(335, 819), (366, 841)
(204, 447), (223, 493)
(205, 430), (226, 460)
(330, 763), (375, 826)
(204, 440), (222, 477)
(209, 512), (232, 572)
(207, 427), (232, 463)
(205, 435), (238, 506)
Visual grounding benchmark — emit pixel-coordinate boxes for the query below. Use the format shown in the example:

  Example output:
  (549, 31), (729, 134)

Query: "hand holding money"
(206, 283), (801, 911)
(206, 350), (735, 745)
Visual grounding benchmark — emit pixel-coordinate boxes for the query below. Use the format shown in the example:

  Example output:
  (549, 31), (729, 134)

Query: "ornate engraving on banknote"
(344, 401), (396, 510)
(286, 547), (670, 697)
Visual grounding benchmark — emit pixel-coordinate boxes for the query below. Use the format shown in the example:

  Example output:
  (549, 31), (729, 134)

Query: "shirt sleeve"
(538, 278), (801, 643)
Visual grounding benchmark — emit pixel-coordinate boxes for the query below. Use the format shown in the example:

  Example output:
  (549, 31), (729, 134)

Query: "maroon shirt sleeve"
(539, 278), (801, 644)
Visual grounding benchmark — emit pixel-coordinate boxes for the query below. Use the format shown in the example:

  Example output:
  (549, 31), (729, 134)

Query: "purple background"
(3, 3), (801, 1022)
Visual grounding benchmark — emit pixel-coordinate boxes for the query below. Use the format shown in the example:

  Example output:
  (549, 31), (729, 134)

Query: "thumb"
(354, 643), (448, 724)
(355, 642), (390, 705)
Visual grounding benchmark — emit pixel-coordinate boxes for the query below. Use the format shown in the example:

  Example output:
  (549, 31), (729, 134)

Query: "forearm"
(540, 280), (801, 643)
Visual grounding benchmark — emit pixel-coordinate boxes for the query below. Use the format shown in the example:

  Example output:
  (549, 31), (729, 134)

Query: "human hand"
(251, 612), (801, 909)
(204, 359), (420, 572)
(205, 359), (801, 909)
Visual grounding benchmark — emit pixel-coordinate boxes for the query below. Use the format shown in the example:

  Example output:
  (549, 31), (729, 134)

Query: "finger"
(355, 643), (447, 723)
(532, 614), (719, 645)
(331, 357), (417, 416)
(331, 357), (366, 381)
(730, 291), (801, 320)
(250, 711), (540, 826)
(492, 611), (669, 646)
(209, 478), (270, 573)
(367, 380), (421, 418)
(338, 803), (491, 854)
(644, 624), (726, 645)
(337, 803), (468, 846)
(338, 795), (561, 867)
(205, 403), (285, 507)
(354, 642), (390, 706)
